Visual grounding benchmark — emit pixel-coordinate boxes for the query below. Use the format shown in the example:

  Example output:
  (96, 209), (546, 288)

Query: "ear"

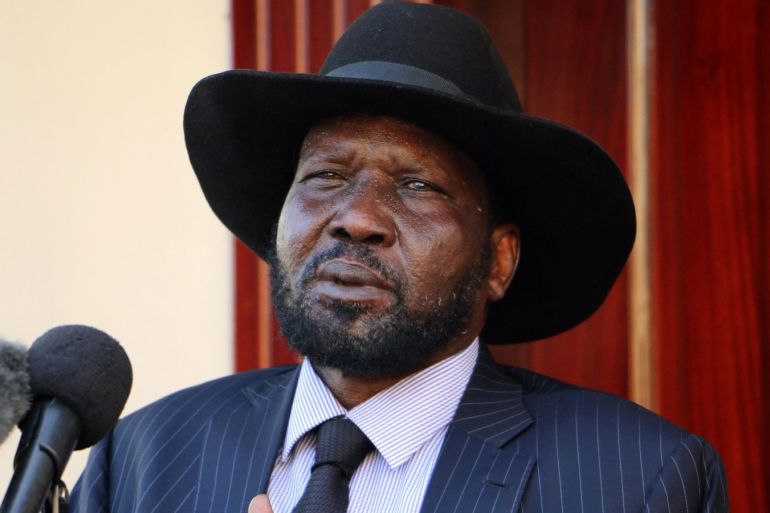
(487, 224), (520, 302)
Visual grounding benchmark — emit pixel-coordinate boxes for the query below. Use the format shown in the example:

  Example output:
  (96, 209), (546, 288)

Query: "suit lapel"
(195, 367), (299, 513)
(420, 347), (536, 513)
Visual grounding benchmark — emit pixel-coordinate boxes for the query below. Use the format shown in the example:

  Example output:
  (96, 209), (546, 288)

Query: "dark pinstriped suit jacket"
(70, 347), (728, 513)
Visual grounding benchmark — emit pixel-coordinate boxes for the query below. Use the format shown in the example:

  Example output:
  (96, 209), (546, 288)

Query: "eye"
(401, 178), (443, 194)
(300, 170), (346, 184)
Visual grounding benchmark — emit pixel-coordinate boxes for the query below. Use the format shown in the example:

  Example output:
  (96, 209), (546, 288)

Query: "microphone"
(0, 325), (133, 513)
(0, 340), (31, 446)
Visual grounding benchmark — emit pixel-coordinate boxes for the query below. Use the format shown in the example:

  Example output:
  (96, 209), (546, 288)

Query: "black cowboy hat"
(183, 1), (636, 344)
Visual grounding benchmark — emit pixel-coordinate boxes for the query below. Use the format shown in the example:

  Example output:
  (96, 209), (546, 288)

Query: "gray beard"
(268, 241), (489, 379)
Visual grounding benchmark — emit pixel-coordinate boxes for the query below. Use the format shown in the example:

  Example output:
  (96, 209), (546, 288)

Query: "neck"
(313, 336), (477, 410)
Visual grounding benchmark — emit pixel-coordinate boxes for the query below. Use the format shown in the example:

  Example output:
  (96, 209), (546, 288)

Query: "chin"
(268, 243), (489, 378)
(279, 304), (460, 379)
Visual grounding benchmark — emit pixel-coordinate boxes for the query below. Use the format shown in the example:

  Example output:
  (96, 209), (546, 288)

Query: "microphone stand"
(0, 399), (79, 513)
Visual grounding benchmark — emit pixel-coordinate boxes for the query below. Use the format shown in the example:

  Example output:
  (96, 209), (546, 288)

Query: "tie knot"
(313, 417), (374, 480)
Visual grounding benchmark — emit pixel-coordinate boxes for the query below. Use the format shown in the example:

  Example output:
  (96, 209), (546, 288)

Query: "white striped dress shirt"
(267, 340), (479, 513)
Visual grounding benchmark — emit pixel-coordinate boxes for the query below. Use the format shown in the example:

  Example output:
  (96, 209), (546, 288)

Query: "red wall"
(651, 1), (769, 510)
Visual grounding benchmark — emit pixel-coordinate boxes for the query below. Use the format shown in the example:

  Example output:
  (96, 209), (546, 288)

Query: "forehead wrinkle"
(296, 137), (358, 173)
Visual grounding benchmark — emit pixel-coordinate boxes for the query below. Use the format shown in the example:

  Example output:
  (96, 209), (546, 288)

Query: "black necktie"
(292, 417), (374, 513)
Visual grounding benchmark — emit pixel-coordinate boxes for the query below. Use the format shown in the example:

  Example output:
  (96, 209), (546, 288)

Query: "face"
(270, 115), (518, 378)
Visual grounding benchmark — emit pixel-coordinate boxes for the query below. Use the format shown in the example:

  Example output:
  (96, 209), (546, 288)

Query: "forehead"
(302, 115), (450, 148)
(298, 115), (486, 185)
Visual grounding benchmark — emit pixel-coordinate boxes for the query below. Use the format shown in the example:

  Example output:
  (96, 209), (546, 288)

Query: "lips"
(317, 259), (391, 288)
(313, 259), (396, 305)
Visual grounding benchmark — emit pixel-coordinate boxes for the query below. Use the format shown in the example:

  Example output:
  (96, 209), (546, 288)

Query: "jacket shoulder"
(500, 366), (728, 511)
(505, 365), (692, 454)
(71, 366), (298, 513)
(117, 365), (297, 433)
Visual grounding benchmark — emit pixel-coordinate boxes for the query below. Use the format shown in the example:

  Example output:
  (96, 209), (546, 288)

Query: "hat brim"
(183, 70), (636, 344)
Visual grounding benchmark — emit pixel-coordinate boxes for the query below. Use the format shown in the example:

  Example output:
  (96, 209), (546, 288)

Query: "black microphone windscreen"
(27, 325), (132, 449)
(0, 340), (31, 445)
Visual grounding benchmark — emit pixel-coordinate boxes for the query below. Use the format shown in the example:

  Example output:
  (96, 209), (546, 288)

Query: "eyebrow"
(385, 154), (435, 176)
(298, 142), (357, 165)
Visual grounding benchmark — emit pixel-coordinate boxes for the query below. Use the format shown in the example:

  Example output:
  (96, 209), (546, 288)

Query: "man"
(71, 3), (727, 512)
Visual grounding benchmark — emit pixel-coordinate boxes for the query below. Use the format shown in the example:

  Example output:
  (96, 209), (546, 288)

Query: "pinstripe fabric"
(268, 341), (478, 513)
(70, 345), (728, 513)
(511, 370), (729, 513)
(71, 366), (299, 513)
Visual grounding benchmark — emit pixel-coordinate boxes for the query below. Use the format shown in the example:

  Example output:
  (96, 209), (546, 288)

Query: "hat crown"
(320, 2), (522, 112)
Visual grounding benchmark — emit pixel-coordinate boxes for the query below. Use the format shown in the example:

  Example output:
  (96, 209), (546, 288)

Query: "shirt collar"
(281, 340), (479, 469)
(280, 359), (347, 461)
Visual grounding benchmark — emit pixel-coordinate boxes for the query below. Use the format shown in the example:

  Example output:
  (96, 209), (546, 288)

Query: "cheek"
(398, 211), (486, 291)
(275, 191), (328, 269)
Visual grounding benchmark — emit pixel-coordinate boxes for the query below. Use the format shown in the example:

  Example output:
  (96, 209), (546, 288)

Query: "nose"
(327, 181), (396, 246)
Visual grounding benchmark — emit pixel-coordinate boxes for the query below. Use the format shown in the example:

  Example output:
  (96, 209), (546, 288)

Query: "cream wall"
(0, 0), (232, 491)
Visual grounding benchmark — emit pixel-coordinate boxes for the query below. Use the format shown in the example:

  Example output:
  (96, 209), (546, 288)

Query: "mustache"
(298, 242), (402, 294)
